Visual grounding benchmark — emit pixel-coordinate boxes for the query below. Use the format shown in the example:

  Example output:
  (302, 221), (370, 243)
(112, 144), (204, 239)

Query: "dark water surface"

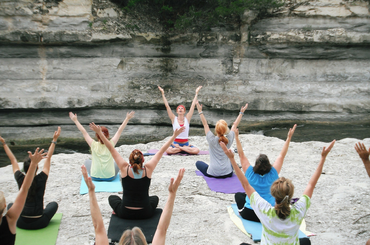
(1, 124), (369, 168)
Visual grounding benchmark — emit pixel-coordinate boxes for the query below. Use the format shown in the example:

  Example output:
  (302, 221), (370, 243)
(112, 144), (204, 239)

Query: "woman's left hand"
(89, 122), (102, 133)
(220, 141), (234, 159)
(196, 86), (202, 94)
(53, 127), (61, 141)
(81, 165), (95, 191)
(126, 111), (135, 120)
(240, 103), (248, 113)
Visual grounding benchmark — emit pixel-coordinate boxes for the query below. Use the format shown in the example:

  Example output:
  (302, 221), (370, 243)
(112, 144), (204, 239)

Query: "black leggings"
(108, 195), (159, 220)
(235, 192), (260, 222)
(196, 161), (233, 178)
(8, 202), (58, 230)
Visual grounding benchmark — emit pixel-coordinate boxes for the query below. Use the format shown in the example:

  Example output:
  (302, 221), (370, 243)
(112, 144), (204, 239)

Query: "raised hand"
(322, 140), (336, 158)
(173, 126), (185, 138)
(126, 111), (135, 120)
(196, 101), (202, 112)
(355, 142), (370, 161)
(168, 168), (185, 194)
(158, 86), (164, 94)
(28, 148), (47, 165)
(240, 103), (248, 113)
(69, 112), (78, 122)
(234, 128), (239, 138)
(81, 165), (95, 191)
(0, 136), (5, 144)
(89, 122), (101, 134)
(287, 124), (297, 140)
(195, 86), (202, 94)
(220, 141), (234, 159)
(53, 127), (61, 141)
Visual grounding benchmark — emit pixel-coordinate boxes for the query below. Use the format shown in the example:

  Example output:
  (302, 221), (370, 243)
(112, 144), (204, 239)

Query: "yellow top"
(90, 139), (115, 179)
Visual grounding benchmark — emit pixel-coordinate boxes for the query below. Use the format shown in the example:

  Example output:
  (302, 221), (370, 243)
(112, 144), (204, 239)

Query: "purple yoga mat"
(195, 170), (245, 194)
(146, 149), (209, 156)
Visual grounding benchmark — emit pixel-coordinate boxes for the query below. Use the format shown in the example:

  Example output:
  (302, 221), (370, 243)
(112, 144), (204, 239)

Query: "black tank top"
(121, 167), (151, 207)
(0, 216), (16, 245)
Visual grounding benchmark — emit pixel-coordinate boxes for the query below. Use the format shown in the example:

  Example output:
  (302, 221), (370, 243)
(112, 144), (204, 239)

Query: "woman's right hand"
(158, 86), (164, 94)
(287, 124), (297, 140)
(234, 128), (239, 138)
(53, 127), (61, 141)
(126, 111), (135, 120)
(220, 142), (234, 159)
(173, 126), (185, 138)
(168, 168), (185, 194)
(69, 112), (78, 122)
(322, 140), (336, 158)
(28, 148), (47, 165)
(81, 165), (95, 192)
(0, 136), (5, 144)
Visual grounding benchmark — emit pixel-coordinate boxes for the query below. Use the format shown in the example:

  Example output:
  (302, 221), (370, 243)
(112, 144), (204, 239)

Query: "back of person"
(121, 167), (151, 207)
(206, 130), (235, 176)
(251, 192), (311, 245)
(244, 166), (278, 208)
(90, 139), (115, 179)
(0, 216), (15, 245)
(15, 171), (47, 216)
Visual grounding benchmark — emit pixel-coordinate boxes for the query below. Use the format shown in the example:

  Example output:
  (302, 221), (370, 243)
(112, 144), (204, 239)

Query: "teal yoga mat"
(80, 174), (122, 195)
(15, 213), (63, 245)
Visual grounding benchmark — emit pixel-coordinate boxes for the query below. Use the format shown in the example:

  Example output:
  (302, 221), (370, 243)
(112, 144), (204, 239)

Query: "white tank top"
(172, 117), (189, 139)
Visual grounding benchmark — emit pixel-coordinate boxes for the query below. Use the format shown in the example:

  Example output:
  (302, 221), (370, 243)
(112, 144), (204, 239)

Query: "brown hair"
(119, 227), (147, 245)
(253, 154), (272, 175)
(271, 177), (294, 220)
(215, 120), (230, 145)
(96, 126), (109, 144)
(129, 149), (144, 174)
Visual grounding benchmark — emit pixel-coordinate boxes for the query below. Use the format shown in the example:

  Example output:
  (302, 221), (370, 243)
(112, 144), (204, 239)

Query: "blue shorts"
(170, 141), (194, 148)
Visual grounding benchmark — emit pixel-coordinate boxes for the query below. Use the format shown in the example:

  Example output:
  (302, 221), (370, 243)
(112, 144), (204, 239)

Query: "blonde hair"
(215, 120), (230, 145)
(119, 227), (147, 245)
(0, 191), (6, 216)
(270, 177), (294, 220)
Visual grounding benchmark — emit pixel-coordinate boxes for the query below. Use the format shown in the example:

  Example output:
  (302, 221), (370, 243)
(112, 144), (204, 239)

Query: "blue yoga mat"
(195, 170), (245, 194)
(79, 174), (122, 195)
(230, 204), (308, 242)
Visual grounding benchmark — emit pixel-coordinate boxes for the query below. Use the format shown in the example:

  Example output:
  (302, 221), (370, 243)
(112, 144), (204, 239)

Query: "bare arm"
(185, 86), (202, 122)
(303, 140), (335, 199)
(145, 127), (185, 172)
(43, 127), (61, 176)
(90, 123), (129, 171)
(220, 142), (255, 199)
(0, 136), (20, 173)
(235, 129), (250, 172)
(355, 142), (370, 177)
(69, 112), (93, 147)
(152, 168), (185, 245)
(81, 165), (109, 245)
(273, 124), (297, 174)
(111, 111), (135, 145)
(231, 103), (248, 132)
(196, 101), (210, 135)
(7, 148), (46, 234)
(158, 86), (175, 123)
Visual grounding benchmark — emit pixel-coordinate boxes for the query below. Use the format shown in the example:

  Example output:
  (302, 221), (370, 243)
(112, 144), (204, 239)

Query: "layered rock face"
(0, 0), (369, 145)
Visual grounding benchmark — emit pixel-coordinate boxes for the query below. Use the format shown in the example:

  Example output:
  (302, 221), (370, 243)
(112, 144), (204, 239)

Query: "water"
(0, 123), (369, 168)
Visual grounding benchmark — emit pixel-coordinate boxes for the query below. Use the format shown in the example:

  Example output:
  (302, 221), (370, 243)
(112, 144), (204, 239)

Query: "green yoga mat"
(15, 213), (63, 245)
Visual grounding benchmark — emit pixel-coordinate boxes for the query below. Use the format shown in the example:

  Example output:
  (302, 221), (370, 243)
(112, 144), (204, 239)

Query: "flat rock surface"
(1, 134), (370, 245)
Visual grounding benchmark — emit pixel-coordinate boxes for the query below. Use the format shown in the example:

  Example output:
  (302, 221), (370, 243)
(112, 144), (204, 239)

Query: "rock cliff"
(0, 0), (369, 145)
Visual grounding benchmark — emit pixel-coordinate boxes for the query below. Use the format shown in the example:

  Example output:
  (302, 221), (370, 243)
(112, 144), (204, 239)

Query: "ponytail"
(129, 150), (144, 174)
(271, 177), (294, 220)
(215, 120), (229, 145)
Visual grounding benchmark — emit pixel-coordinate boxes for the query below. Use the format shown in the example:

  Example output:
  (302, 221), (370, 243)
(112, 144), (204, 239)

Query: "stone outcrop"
(0, 0), (369, 145)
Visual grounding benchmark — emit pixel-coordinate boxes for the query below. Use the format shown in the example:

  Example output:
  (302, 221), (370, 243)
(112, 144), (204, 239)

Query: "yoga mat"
(107, 209), (163, 243)
(80, 174), (122, 195)
(145, 149), (209, 156)
(15, 213), (63, 245)
(195, 170), (244, 194)
(228, 204), (309, 242)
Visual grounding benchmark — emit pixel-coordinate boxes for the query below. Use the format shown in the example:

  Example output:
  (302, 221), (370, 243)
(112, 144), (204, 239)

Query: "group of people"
(0, 85), (370, 245)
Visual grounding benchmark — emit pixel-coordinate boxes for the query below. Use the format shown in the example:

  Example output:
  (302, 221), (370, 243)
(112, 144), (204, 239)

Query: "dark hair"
(253, 154), (272, 175)
(96, 126), (109, 144)
(23, 157), (37, 202)
(129, 149), (144, 174)
(271, 177), (294, 220)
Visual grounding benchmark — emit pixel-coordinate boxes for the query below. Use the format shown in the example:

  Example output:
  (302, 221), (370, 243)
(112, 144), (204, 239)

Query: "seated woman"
(195, 101), (248, 178)
(221, 139), (336, 245)
(234, 124), (296, 222)
(0, 148), (46, 244)
(69, 111), (134, 181)
(1, 128), (60, 230)
(81, 164), (185, 245)
(158, 85), (202, 155)
(90, 122), (184, 220)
